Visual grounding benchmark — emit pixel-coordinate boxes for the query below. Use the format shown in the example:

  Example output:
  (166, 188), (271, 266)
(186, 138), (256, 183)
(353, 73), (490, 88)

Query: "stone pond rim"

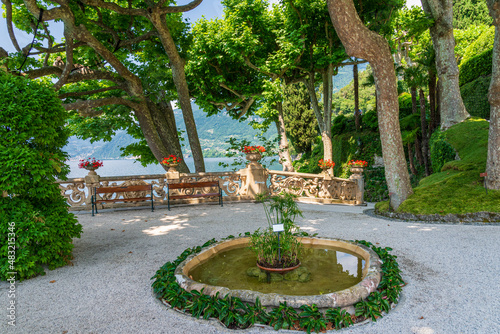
(174, 236), (383, 309)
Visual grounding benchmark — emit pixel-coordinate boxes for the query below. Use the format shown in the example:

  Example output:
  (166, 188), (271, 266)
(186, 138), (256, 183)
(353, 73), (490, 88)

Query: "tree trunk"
(322, 65), (334, 161)
(149, 11), (205, 173)
(354, 63), (360, 131)
(428, 69), (439, 135)
(275, 101), (295, 172)
(304, 73), (334, 161)
(419, 89), (431, 176)
(132, 100), (189, 173)
(407, 143), (417, 175)
(411, 86), (424, 166)
(486, 0), (500, 190)
(327, 0), (413, 209)
(436, 78), (442, 128)
(421, 0), (470, 129)
(146, 99), (189, 172)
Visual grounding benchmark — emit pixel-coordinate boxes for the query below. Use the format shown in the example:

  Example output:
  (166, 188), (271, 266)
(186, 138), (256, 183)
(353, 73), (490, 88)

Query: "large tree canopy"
(453, 0), (492, 30)
(1, 0), (206, 173)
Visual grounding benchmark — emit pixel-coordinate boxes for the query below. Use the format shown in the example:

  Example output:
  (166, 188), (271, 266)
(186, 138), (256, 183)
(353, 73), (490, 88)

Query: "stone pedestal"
(238, 154), (268, 199)
(349, 166), (365, 205)
(165, 164), (180, 181)
(84, 169), (100, 205)
(320, 167), (333, 180)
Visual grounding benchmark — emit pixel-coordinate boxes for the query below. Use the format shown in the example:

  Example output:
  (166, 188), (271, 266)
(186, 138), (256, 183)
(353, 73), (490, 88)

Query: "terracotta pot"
(256, 261), (301, 273)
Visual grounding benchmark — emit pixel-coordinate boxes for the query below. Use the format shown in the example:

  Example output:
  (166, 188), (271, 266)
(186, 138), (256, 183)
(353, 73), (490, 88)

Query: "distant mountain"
(332, 63), (368, 94)
(64, 103), (277, 160)
(64, 65), (366, 160)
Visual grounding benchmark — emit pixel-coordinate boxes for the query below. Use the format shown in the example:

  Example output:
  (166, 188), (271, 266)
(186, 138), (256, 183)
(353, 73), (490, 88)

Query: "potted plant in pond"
(250, 193), (304, 272)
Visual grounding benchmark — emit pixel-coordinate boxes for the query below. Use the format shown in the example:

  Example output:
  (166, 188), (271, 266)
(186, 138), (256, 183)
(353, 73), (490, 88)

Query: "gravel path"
(1, 202), (499, 334)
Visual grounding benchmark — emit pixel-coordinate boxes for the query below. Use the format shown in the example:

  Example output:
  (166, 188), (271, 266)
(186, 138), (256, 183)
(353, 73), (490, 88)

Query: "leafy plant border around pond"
(151, 232), (405, 333)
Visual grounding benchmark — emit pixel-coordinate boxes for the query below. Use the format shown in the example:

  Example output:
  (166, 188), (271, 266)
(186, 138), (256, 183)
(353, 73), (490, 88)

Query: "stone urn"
(165, 163), (179, 171)
(164, 163), (180, 181)
(320, 166), (331, 176)
(84, 166), (99, 176)
(246, 152), (262, 165)
(349, 165), (365, 175)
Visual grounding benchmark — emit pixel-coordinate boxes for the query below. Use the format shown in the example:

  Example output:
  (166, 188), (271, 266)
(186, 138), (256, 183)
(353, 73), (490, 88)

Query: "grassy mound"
(376, 118), (500, 215)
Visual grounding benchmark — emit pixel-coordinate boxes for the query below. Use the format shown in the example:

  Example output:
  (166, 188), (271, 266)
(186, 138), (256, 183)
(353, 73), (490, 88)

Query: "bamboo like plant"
(250, 194), (304, 268)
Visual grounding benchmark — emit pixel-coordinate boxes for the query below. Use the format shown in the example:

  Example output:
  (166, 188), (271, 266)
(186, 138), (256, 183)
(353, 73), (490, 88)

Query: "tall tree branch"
(53, 30), (74, 91)
(63, 97), (139, 115)
(58, 86), (124, 99)
(81, 0), (147, 16)
(23, 0), (69, 22)
(157, 0), (203, 14)
(2, 0), (21, 52)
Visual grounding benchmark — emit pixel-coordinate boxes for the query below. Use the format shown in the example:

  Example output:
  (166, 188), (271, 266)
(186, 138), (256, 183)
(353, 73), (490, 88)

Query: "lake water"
(67, 157), (283, 178)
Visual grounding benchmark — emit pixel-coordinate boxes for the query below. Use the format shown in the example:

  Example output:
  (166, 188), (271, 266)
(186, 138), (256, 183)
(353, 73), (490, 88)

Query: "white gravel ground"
(1, 202), (499, 334)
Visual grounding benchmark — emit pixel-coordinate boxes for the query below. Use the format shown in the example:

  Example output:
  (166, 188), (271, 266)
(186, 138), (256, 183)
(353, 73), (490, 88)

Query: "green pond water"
(189, 246), (365, 295)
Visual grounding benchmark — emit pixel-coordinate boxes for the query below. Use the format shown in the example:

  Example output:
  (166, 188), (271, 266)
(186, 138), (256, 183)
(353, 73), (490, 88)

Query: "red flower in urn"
(161, 154), (182, 166)
(318, 159), (335, 169)
(242, 145), (266, 154)
(78, 157), (103, 169)
(348, 160), (368, 167)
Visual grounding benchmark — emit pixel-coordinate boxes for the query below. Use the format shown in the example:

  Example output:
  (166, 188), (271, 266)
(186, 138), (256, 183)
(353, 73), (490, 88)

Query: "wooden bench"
(167, 181), (223, 210)
(92, 184), (154, 216)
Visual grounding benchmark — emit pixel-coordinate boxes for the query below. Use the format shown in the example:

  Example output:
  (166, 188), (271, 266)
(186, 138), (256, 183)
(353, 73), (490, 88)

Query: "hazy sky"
(0, 0), (423, 54)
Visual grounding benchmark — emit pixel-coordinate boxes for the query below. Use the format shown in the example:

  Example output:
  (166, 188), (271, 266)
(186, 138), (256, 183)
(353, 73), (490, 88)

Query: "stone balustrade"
(56, 159), (365, 210)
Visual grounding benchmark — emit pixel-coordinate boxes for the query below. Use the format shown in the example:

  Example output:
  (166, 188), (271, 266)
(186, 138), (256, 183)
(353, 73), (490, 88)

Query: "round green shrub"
(0, 72), (82, 281)
(429, 130), (456, 173)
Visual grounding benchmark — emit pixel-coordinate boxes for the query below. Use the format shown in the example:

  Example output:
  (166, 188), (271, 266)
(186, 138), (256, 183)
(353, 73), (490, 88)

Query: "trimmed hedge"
(461, 75), (491, 120)
(459, 48), (493, 86)
(461, 26), (495, 66)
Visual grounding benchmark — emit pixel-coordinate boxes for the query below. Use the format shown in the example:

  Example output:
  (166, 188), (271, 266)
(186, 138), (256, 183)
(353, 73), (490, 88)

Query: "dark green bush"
(429, 130), (456, 173)
(460, 75), (491, 120)
(398, 92), (413, 119)
(459, 48), (493, 86)
(294, 137), (323, 174)
(362, 109), (378, 131)
(0, 72), (82, 281)
(363, 167), (389, 202)
(331, 114), (355, 136)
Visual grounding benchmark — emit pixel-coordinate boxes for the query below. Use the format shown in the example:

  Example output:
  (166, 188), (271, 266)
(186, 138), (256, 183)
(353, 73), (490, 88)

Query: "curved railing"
(268, 170), (359, 205)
